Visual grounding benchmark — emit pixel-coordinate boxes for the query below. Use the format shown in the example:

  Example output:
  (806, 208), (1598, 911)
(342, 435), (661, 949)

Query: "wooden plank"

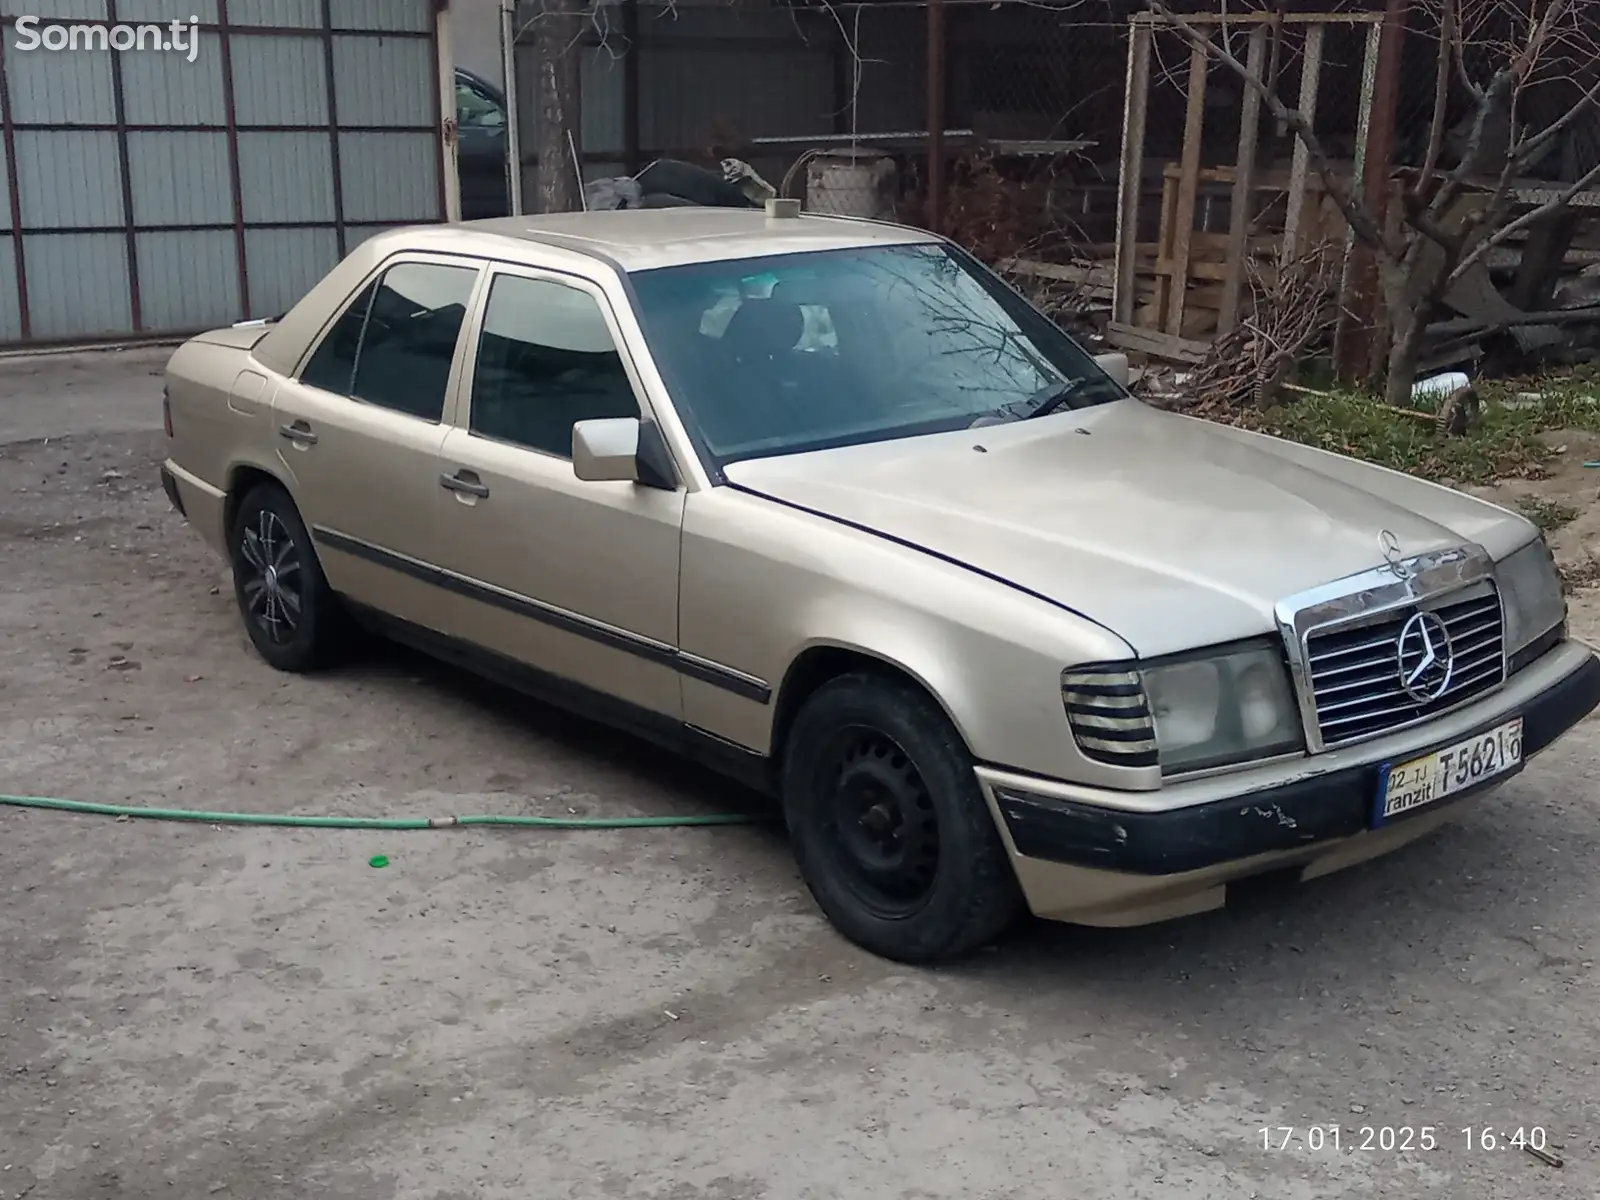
(1105, 321), (1209, 364)
(1333, 19), (1383, 364)
(1003, 258), (1109, 284)
(1133, 10), (1384, 24)
(1155, 169), (1179, 326)
(1219, 26), (1268, 335)
(1164, 164), (1307, 190)
(1112, 22), (1153, 325)
(1164, 35), (1212, 338)
(1279, 22), (1325, 267)
(1002, 258), (1116, 299)
(1158, 258), (1256, 282)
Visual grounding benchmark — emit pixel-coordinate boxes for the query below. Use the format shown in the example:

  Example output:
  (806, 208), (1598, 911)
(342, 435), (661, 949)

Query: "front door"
(431, 266), (686, 719)
(271, 256), (483, 631)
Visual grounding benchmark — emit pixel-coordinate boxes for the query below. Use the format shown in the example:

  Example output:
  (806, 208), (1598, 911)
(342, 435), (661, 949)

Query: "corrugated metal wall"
(0, 0), (446, 345)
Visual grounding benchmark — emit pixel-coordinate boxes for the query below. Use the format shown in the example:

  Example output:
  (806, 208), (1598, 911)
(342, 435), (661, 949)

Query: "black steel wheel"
(229, 482), (341, 672)
(820, 727), (941, 919)
(781, 673), (1024, 962)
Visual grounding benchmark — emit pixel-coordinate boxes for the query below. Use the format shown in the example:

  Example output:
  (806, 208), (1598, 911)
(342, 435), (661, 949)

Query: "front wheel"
(780, 673), (1024, 962)
(229, 482), (341, 672)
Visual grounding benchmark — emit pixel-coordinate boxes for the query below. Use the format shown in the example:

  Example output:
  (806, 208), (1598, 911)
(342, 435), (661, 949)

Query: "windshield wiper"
(1021, 378), (1083, 420)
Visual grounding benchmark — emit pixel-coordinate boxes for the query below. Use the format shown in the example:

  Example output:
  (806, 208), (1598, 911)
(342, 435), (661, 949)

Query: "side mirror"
(1093, 351), (1130, 389)
(572, 417), (642, 483)
(572, 417), (678, 490)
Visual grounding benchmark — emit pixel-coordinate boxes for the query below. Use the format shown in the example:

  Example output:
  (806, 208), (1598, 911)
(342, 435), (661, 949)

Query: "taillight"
(162, 387), (173, 437)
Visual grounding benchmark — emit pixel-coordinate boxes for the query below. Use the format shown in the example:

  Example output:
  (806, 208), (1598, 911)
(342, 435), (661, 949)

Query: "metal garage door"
(0, 0), (448, 345)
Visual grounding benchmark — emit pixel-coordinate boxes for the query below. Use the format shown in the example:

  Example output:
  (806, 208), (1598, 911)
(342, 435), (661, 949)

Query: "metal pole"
(926, 0), (946, 233)
(623, 0), (640, 174)
(433, 0), (462, 223)
(501, 0), (525, 216)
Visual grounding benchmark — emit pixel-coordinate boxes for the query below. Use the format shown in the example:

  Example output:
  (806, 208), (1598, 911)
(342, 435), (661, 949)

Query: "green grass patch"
(1517, 496), (1580, 531)
(1230, 369), (1600, 487)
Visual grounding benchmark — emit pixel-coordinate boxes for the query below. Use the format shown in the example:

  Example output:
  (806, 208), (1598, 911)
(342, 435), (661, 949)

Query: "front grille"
(1061, 669), (1159, 768)
(1307, 586), (1505, 746)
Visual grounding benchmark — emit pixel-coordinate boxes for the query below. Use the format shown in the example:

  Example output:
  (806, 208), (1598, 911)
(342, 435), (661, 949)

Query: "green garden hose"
(0, 793), (765, 829)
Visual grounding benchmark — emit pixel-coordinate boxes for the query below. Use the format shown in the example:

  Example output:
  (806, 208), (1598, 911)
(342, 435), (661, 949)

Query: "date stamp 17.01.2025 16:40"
(1260, 1125), (1561, 1166)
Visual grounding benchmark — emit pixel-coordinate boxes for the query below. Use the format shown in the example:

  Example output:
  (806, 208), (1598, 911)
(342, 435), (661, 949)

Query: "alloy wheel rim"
(239, 510), (303, 645)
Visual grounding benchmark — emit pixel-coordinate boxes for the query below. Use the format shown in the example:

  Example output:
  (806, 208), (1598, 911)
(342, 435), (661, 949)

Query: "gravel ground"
(3, 348), (1600, 1200)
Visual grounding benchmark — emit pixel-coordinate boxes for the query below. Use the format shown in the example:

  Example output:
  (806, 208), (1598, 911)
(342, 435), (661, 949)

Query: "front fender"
(679, 489), (1142, 788)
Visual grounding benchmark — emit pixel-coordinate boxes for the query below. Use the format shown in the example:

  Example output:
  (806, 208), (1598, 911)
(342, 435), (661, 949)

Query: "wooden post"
(1219, 26), (1268, 335)
(1278, 21), (1325, 267)
(1510, 212), (1580, 311)
(1112, 22), (1152, 326)
(1335, 0), (1406, 381)
(1164, 34), (1212, 337)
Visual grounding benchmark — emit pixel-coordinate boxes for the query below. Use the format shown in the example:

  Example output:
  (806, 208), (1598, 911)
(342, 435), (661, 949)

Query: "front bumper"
(979, 640), (1600, 925)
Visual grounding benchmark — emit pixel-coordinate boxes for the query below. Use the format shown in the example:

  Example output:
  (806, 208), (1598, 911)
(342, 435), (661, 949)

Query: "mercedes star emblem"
(1379, 529), (1410, 579)
(1396, 610), (1454, 703)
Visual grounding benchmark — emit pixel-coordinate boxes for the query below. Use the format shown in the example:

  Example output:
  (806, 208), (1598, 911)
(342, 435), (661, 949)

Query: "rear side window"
(468, 274), (639, 457)
(300, 282), (374, 396)
(300, 262), (479, 423)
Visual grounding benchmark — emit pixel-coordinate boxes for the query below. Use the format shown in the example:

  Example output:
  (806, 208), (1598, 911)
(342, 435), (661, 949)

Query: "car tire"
(781, 672), (1025, 963)
(229, 481), (342, 673)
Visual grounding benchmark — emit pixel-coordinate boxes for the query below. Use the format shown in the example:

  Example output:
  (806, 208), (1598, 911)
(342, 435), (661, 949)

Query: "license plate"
(1376, 717), (1523, 823)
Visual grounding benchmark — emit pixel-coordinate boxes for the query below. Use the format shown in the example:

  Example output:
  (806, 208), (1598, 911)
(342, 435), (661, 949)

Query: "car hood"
(723, 400), (1533, 657)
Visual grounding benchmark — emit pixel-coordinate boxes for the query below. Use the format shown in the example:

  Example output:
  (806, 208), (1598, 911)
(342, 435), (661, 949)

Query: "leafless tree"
(1150, 0), (1600, 404)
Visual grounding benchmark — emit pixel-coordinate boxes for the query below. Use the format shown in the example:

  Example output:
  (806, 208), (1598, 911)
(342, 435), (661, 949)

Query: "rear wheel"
(781, 673), (1024, 962)
(229, 482), (341, 672)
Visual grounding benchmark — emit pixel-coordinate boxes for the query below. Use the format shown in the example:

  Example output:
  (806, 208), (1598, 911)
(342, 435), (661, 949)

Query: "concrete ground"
(3, 348), (1600, 1200)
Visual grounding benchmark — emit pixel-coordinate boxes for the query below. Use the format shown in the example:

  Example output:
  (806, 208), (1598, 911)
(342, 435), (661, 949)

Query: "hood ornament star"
(1379, 530), (1411, 580)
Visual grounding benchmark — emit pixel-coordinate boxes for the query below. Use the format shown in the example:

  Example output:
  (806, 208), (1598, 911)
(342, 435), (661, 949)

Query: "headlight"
(1498, 536), (1565, 661)
(1063, 641), (1303, 774)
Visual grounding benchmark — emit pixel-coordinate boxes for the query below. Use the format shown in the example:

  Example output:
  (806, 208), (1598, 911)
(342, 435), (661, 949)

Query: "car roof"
(416, 208), (939, 272)
(249, 208), (942, 378)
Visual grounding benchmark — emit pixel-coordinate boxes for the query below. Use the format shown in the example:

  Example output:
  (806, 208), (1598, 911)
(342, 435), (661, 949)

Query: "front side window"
(300, 261), (479, 423)
(468, 274), (639, 458)
(628, 243), (1124, 465)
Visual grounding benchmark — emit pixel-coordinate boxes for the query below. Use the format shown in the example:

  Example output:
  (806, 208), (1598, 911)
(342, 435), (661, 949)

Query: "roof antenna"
(765, 197), (801, 219)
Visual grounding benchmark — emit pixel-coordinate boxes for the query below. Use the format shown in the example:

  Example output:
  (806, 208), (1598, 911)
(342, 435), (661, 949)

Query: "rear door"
(430, 265), (687, 720)
(271, 255), (484, 629)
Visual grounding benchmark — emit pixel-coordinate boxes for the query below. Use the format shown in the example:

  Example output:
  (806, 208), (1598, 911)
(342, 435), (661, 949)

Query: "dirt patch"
(1465, 429), (1600, 582)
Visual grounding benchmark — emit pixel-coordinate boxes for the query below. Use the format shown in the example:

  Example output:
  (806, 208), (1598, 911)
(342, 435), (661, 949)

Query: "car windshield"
(628, 242), (1124, 465)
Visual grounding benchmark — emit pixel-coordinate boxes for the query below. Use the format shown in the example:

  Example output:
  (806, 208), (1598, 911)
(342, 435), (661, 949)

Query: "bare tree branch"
(1448, 158), (1600, 281)
(1515, 78), (1600, 167)
(1420, 0), (1457, 190)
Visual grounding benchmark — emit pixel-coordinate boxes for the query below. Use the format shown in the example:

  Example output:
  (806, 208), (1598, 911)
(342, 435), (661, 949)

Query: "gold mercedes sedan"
(160, 207), (1600, 963)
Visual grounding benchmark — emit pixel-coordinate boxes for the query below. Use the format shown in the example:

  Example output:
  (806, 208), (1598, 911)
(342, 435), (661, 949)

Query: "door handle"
(439, 470), (490, 499)
(278, 421), (318, 445)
